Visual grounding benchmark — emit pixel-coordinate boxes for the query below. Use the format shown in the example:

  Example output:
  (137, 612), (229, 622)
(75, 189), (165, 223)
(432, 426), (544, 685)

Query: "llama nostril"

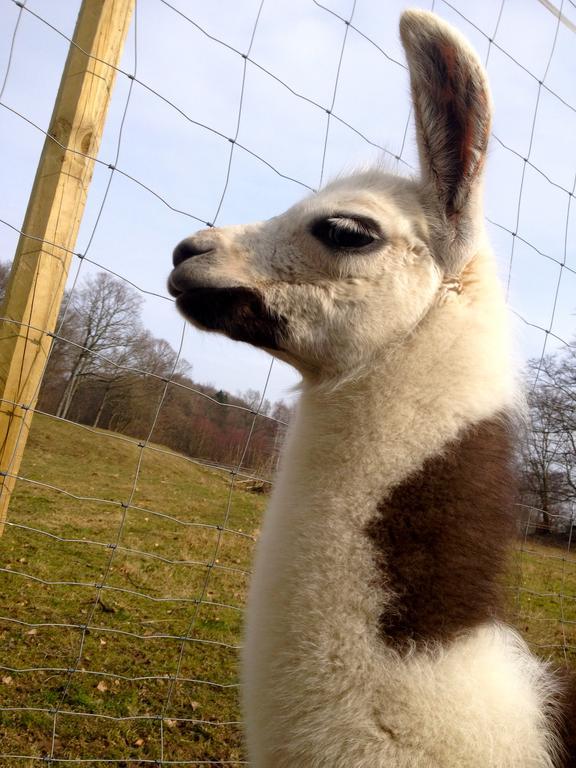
(172, 238), (214, 267)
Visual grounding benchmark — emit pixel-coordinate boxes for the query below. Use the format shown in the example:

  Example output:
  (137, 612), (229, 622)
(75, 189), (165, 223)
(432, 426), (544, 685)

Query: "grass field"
(0, 414), (575, 765)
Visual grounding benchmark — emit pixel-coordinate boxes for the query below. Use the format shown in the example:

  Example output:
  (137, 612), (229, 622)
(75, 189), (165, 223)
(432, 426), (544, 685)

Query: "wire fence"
(0, 0), (575, 764)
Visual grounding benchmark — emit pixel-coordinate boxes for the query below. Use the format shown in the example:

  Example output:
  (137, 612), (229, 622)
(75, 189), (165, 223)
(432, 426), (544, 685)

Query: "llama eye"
(311, 217), (377, 250)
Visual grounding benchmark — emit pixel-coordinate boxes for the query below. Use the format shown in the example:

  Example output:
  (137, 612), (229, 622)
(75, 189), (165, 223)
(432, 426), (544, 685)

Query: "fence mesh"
(0, 0), (575, 764)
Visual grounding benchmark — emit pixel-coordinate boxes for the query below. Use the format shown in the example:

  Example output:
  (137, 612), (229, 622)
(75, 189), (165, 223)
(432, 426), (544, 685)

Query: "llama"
(168, 10), (575, 767)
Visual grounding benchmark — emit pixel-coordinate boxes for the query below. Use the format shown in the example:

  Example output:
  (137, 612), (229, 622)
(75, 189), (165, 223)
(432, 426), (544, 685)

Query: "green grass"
(0, 414), (266, 765)
(509, 538), (576, 666)
(0, 414), (574, 765)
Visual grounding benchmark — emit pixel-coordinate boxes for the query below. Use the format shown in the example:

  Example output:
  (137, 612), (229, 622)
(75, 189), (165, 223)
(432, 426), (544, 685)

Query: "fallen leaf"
(2, 676), (13, 686)
(26, 628), (38, 636)
(96, 680), (108, 693)
(133, 737), (144, 747)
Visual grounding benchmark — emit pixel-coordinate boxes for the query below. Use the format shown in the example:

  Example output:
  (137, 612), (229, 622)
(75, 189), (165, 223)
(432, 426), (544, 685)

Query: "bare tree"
(55, 272), (143, 420)
(101, 331), (191, 434)
(522, 353), (576, 536)
(539, 347), (576, 507)
(0, 260), (11, 304)
(240, 389), (271, 416)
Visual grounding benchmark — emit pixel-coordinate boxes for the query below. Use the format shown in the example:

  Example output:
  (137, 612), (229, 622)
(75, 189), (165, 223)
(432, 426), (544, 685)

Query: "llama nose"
(172, 238), (214, 267)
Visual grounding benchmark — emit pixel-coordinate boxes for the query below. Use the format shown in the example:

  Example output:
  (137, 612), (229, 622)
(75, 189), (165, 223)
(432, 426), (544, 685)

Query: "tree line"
(521, 347), (576, 538)
(0, 266), (291, 479)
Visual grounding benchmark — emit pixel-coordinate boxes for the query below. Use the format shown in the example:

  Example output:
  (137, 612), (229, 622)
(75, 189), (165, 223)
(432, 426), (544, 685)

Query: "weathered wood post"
(0, 0), (135, 533)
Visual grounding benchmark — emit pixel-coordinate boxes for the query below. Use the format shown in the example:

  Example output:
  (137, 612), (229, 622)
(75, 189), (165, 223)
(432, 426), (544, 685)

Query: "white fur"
(169, 9), (564, 767)
(241, 260), (558, 766)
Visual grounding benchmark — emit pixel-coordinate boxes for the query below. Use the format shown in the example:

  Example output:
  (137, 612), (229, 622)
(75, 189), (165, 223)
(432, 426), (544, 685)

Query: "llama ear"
(400, 10), (492, 271)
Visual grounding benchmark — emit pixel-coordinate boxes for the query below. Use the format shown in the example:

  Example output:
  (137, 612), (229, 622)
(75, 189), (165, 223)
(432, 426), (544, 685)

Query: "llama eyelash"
(309, 215), (383, 251)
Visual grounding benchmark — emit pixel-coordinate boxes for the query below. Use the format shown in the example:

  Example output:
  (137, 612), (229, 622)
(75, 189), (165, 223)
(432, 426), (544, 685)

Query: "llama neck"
(286, 252), (516, 486)
(271, 252), (518, 649)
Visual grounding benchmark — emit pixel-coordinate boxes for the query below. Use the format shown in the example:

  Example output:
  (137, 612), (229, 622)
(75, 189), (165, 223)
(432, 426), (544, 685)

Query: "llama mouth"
(167, 271), (186, 298)
(175, 285), (288, 352)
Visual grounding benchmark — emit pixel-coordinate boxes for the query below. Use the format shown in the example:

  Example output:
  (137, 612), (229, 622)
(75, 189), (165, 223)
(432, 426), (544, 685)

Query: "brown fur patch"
(365, 416), (516, 649)
(555, 670), (576, 767)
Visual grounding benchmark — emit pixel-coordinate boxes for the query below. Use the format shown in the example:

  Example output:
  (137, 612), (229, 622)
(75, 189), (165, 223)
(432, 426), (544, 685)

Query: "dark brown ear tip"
(400, 9), (478, 59)
(400, 9), (490, 96)
(400, 9), (448, 49)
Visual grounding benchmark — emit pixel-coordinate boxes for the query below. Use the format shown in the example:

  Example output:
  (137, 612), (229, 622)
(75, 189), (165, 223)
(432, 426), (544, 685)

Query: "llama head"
(168, 10), (493, 380)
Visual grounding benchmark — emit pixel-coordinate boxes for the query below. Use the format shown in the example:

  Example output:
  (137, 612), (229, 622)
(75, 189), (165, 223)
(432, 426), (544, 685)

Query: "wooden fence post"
(0, 0), (135, 533)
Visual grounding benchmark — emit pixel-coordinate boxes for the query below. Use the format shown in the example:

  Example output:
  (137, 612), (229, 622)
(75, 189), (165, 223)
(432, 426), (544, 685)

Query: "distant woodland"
(521, 351), (576, 537)
(0, 265), (291, 480)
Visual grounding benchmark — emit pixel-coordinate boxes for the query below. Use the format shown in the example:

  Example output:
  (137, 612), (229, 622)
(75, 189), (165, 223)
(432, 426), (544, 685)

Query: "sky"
(0, 0), (575, 406)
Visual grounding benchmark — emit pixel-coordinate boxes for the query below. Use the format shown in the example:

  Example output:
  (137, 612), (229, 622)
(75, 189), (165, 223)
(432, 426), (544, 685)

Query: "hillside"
(0, 414), (574, 765)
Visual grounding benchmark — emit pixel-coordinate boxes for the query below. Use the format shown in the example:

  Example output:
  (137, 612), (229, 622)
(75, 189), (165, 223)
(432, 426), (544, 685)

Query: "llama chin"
(171, 284), (288, 351)
(169, 9), (575, 768)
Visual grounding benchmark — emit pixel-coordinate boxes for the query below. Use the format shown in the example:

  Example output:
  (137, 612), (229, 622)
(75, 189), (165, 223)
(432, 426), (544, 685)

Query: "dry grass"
(0, 414), (265, 765)
(509, 538), (576, 666)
